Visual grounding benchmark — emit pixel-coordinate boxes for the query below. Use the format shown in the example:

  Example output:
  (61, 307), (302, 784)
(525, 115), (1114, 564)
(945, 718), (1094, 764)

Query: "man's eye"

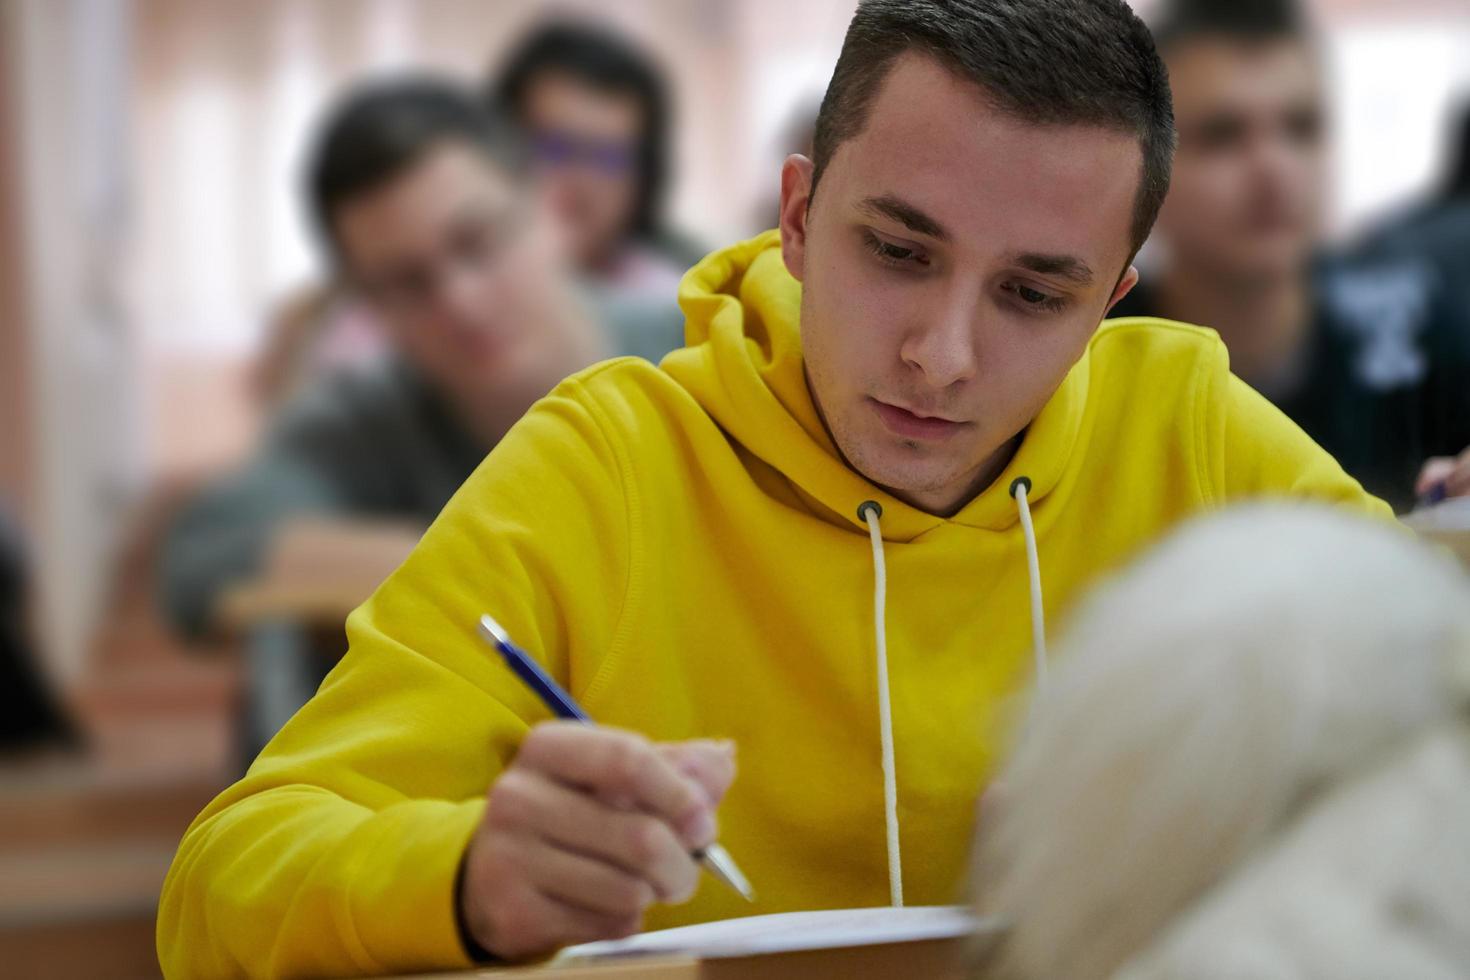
(1003, 281), (1067, 314)
(863, 231), (926, 267)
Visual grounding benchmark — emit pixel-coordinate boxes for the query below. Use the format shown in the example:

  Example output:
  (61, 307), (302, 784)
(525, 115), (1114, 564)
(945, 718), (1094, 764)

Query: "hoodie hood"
(662, 230), (1091, 540)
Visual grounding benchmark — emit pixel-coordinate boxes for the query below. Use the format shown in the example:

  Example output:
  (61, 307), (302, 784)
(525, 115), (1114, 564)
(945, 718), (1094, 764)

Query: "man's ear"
(1105, 264), (1141, 316)
(778, 154), (815, 283)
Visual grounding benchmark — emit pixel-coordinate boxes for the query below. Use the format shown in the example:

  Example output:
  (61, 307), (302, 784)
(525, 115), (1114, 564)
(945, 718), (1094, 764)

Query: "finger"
(517, 724), (713, 844)
(1446, 457), (1470, 497)
(1416, 457), (1456, 497)
(604, 813), (700, 903)
(657, 740), (737, 810)
(489, 769), (701, 902)
(521, 837), (656, 917)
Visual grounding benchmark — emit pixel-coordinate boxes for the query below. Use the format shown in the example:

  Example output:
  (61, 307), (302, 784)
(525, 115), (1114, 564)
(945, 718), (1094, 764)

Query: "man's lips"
(871, 398), (967, 440)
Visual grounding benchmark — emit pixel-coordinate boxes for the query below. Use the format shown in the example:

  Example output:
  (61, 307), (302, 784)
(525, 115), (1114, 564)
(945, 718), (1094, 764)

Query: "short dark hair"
(1150, 0), (1308, 53)
(306, 76), (525, 258)
(812, 0), (1175, 263)
(487, 20), (672, 240)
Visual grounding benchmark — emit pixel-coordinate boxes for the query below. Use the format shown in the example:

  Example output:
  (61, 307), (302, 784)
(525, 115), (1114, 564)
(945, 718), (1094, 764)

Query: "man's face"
(521, 71), (644, 270)
(335, 141), (572, 403)
(1155, 38), (1325, 282)
(780, 54), (1141, 516)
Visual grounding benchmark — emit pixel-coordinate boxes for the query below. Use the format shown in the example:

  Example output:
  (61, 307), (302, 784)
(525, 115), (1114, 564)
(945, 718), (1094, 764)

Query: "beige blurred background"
(0, 0), (1466, 976)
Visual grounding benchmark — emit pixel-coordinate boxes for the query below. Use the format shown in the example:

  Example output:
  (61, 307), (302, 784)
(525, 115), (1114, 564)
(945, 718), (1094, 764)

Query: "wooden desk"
(216, 517), (422, 632)
(217, 579), (368, 631)
(392, 933), (971, 979)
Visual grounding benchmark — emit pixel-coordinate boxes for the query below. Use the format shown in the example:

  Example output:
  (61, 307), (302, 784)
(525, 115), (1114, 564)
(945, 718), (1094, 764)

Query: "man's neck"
(1154, 262), (1313, 392)
(896, 431), (1023, 517)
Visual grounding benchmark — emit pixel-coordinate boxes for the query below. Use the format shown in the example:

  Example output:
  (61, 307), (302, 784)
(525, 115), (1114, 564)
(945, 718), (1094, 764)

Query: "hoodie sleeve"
(1206, 349), (1393, 520)
(156, 370), (635, 979)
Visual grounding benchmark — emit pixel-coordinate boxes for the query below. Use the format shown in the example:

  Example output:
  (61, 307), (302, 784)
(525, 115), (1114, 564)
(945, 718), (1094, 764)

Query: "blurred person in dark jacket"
(488, 21), (705, 360)
(160, 79), (614, 751)
(1361, 97), (1470, 294)
(1352, 98), (1470, 503)
(0, 507), (79, 755)
(1112, 0), (1470, 512)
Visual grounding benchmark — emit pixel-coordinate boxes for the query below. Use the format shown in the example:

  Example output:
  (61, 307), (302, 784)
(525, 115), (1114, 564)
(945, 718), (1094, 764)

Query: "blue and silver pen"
(477, 614), (754, 902)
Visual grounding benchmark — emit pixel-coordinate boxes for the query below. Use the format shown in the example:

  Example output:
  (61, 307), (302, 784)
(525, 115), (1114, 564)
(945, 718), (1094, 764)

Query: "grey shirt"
(160, 278), (691, 639)
(159, 358), (488, 637)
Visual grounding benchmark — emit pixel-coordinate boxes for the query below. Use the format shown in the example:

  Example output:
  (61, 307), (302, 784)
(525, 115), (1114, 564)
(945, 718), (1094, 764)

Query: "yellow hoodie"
(157, 231), (1388, 978)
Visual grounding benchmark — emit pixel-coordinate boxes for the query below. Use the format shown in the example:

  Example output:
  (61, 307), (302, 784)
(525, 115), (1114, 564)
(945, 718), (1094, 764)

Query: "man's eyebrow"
(1010, 252), (1096, 286)
(858, 195), (950, 242)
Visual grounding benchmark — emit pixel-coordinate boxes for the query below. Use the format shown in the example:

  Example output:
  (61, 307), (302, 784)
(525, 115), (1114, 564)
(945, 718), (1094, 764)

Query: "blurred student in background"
(1361, 100), (1470, 300)
(0, 507), (78, 756)
(159, 79), (610, 749)
(1112, 0), (1470, 512)
(1354, 99), (1470, 503)
(250, 22), (707, 416)
(488, 20), (704, 362)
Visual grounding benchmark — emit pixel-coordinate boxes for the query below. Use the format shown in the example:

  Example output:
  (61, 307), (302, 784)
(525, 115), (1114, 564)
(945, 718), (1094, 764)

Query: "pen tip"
(701, 845), (756, 902)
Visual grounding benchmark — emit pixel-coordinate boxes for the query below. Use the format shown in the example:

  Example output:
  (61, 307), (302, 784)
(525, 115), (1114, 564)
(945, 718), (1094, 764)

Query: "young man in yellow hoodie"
(158, 1), (1389, 976)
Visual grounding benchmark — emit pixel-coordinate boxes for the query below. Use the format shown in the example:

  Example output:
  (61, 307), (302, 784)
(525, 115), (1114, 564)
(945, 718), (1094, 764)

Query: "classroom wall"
(5, 0), (146, 680)
(0, 8), (37, 530)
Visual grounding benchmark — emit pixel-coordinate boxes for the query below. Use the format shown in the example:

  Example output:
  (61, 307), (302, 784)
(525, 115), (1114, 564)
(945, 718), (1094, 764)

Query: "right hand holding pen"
(458, 722), (737, 960)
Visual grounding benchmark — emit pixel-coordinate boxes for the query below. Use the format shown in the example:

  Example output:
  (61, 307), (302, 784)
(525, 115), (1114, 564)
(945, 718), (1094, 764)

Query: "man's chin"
(844, 445), (957, 498)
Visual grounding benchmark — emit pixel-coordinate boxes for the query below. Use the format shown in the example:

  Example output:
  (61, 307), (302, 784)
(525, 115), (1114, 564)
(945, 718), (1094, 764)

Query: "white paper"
(556, 905), (993, 962)
(1403, 496), (1470, 533)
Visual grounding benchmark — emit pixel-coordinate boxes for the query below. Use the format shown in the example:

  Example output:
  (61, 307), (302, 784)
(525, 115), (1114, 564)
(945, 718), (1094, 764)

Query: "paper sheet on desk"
(556, 905), (993, 962)
(1403, 496), (1470, 532)
(1404, 497), (1470, 564)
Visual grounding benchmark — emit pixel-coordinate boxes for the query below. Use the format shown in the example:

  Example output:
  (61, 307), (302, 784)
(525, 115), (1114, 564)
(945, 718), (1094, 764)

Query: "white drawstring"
(1010, 477), (1048, 691)
(857, 481), (1048, 908)
(858, 500), (903, 908)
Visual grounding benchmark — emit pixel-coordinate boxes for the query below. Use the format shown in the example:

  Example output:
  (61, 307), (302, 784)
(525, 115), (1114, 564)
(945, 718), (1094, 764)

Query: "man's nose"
(899, 291), (981, 389)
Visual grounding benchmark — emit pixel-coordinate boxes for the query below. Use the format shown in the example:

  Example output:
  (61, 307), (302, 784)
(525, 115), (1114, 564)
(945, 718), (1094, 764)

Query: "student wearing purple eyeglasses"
(487, 21), (706, 362)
